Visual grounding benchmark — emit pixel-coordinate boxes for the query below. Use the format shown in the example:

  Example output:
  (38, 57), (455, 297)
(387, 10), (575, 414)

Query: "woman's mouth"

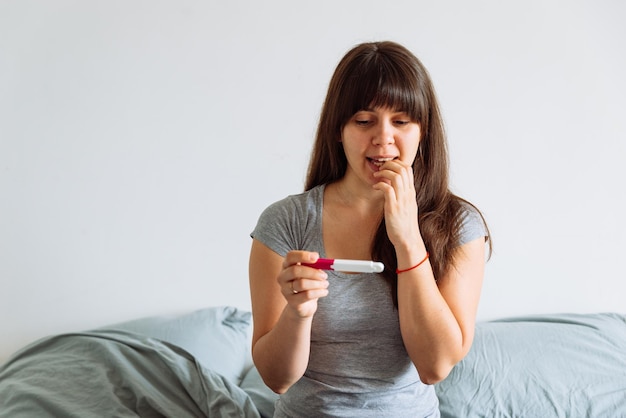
(367, 157), (397, 168)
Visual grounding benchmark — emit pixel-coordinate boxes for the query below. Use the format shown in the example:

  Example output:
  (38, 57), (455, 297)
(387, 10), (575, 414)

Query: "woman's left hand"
(372, 159), (421, 249)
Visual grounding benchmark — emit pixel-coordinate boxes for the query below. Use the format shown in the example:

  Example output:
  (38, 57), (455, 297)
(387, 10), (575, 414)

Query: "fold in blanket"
(0, 330), (261, 418)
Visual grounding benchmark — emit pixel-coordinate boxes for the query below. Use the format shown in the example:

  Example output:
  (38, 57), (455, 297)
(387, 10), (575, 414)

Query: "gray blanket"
(0, 330), (261, 417)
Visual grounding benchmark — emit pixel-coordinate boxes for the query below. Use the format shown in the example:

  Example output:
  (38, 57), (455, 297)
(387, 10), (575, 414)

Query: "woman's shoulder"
(456, 198), (489, 246)
(251, 185), (325, 253)
(259, 185), (324, 218)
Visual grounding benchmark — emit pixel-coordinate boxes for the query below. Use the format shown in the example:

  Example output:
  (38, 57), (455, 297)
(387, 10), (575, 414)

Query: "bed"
(0, 306), (624, 417)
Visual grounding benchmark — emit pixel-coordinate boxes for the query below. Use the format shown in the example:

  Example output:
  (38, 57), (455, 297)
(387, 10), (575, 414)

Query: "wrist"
(394, 240), (429, 274)
(396, 252), (430, 274)
(394, 239), (426, 261)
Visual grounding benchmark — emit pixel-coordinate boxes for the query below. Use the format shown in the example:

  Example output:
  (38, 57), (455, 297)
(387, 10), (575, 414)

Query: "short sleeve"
(459, 203), (488, 246)
(250, 197), (298, 258)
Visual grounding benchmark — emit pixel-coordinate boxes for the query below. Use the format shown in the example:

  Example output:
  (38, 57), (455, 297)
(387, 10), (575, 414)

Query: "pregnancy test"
(302, 258), (384, 273)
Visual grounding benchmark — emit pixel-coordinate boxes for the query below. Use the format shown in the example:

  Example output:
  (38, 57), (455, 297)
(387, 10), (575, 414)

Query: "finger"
(287, 285), (330, 300)
(284, 277), (329, 301)
(291, 276), (329, 293)
(376, 160), (414, 191)
(282, 250), (319, 269)
(290, 280), (299, 294)
(277, 257), (328, 297)
(278, 256), (325, 281)
(372, 180), (397, 204)
(374, 169), (416, 203)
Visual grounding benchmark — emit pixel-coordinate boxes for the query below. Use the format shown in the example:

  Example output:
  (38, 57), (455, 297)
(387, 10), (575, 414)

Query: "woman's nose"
(372, 121), (395, 145)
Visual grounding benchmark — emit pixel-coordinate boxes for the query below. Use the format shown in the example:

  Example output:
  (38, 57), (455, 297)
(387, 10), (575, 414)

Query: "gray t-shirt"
(251, 184), (487, 418)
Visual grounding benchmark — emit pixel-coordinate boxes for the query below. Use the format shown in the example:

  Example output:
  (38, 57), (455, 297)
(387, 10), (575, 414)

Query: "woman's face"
(340, 106), (421, 188)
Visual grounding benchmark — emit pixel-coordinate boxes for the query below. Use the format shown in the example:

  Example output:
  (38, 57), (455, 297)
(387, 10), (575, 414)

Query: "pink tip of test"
(302, 258), (384, 273)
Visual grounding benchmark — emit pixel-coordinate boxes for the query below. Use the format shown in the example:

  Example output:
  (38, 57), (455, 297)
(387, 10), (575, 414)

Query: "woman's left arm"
(395, 237), (486, 385)
(373, 159), (486, 384)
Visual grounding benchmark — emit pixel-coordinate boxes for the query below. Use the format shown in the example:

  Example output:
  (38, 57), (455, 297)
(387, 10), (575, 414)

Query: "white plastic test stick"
(303, 258), (384, 273)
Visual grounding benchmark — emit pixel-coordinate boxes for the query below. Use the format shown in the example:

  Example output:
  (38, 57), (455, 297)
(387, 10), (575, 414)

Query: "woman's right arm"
(248, 239), (329, 394)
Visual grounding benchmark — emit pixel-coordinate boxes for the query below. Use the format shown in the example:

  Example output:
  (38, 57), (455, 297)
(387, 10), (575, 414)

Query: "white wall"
(1, 0), (625, 363)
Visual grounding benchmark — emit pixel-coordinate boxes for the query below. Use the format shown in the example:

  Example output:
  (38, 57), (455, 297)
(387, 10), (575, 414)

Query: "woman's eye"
(355, 120), (370, 126)
(394, 120), (410, 125)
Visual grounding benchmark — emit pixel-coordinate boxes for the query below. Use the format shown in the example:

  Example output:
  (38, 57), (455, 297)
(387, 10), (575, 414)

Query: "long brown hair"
(305, 41), (491, 305)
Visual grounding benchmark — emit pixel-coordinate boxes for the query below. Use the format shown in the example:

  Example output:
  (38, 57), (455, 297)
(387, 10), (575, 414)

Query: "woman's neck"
(326, 178), (384, 218)
(322, 180), (384, 260)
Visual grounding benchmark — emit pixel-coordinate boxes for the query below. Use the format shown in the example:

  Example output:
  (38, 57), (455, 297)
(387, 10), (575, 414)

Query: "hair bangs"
(344, 56), (424, 123)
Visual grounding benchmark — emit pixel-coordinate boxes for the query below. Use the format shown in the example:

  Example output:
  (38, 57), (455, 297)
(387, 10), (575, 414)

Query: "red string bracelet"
(396, 252), (430, 274)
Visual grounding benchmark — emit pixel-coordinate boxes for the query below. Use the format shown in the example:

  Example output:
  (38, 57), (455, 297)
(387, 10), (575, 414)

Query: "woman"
(249, 41), (491, 417)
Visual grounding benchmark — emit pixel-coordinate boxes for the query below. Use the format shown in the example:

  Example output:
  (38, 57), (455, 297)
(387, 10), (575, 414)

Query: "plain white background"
(1, 0), (625, 362)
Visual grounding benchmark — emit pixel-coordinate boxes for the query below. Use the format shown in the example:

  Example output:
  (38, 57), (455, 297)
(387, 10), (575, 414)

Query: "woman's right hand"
(249, 244), (328, 392)
(279, 251), (330, 318)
